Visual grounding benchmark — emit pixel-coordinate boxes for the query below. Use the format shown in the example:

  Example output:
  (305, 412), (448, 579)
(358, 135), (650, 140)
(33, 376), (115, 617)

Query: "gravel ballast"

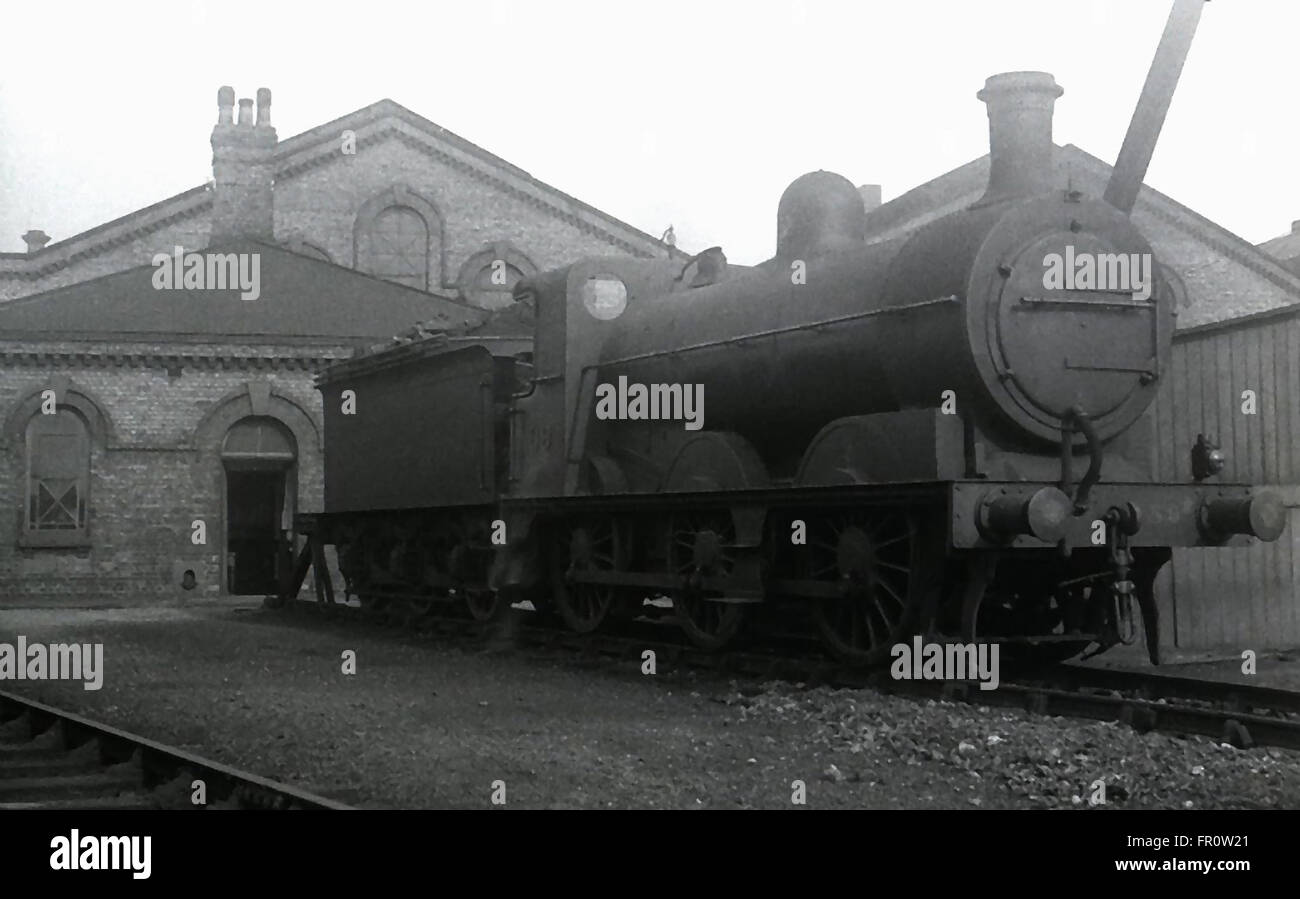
(1, 600), (1297, 809)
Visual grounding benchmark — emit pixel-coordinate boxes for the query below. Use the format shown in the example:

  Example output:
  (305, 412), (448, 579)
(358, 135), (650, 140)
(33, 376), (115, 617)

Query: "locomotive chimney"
(977, 72), (1063, 201)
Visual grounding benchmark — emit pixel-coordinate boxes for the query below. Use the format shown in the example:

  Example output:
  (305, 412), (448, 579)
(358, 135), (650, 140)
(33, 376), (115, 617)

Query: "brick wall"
(0, 342), (346, 602)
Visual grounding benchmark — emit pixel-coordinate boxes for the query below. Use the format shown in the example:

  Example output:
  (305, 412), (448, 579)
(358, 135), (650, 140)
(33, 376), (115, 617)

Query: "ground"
(0, 598), (1297, 809)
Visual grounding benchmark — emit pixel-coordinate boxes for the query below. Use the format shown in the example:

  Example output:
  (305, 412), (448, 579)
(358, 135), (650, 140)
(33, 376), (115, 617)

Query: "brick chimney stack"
(209, 86), (277, 245)
(21, 229), (50, 254)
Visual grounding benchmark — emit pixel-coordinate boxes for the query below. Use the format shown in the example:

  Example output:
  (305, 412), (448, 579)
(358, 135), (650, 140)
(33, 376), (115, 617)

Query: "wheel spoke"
(805, 510), (929, 663)
(877, 577), (905, 607)
(669, 512), (746, 651)
(865, 604), (884, 648)
(553, 520), (622, 633)
(872, 594), (895, 630)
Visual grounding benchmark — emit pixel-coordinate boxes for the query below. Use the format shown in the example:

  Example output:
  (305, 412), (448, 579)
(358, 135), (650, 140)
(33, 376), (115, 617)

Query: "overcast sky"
(1, 0), (1296, 265)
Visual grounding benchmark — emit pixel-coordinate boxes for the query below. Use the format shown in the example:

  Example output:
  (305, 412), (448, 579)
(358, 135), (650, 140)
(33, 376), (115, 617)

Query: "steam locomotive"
(280, 0), (1285, 666)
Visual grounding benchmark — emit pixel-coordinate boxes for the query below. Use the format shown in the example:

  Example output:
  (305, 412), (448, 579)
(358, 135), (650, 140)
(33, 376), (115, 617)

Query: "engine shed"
(1150, 306), (1300, 652)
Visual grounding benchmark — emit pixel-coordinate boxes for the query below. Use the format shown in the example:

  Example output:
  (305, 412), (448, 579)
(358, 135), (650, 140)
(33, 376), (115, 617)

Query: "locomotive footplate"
(950, 481), (1286, 549)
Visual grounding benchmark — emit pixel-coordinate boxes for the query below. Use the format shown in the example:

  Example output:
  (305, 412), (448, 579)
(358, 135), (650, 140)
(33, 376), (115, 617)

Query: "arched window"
(469, 260), (526, 311)
(24, 409), (91, 543)
(222, 416), (297, 464)
(457, 243), (538, 311)
(364, 206), (429, 290)
(353, 185), (445, 291)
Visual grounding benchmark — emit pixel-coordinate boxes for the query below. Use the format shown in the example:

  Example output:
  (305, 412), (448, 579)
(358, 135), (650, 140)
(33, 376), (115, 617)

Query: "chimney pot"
(21, 229), (50, 254)
(217, 86), (235, 124)
(977, 71), (1063, 200)
(859, 184), (883, 213)
(237, 98), (254, 127)
(256, 88), (272, 126)
(1292, 219), (1300, 234)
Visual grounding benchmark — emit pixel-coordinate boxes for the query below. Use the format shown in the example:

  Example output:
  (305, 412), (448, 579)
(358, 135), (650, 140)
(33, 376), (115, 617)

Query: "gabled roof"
(863, 144), (1300, 303)
(2, 98), (681, 274)
(0, 240), (485, 342)
(272, 99), (681, 259)
(1258, 229), (1300, 274)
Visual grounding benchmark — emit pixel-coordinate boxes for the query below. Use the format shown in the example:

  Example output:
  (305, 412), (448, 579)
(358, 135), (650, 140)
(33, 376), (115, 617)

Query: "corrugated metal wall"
(1149, 310), (1300, 651)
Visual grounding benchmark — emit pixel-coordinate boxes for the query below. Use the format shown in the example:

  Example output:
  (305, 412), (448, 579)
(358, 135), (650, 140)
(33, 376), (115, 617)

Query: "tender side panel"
(321, 346), (497, 513)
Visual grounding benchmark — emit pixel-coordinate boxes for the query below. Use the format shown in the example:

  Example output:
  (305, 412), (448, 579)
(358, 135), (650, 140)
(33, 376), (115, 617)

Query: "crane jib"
(1103, 0), (1208, 214)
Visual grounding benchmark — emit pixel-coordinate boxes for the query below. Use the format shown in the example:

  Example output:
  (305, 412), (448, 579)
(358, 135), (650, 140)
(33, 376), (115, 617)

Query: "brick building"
(0, 87), (675, 601)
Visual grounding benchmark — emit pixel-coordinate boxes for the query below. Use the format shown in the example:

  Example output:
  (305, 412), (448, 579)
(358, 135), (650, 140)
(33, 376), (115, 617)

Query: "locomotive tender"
(281, 0), (1285, 666)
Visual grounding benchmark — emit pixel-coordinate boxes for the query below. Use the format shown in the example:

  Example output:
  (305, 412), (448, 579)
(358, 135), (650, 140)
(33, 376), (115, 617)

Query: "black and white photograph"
(0, 0), (1296, 878)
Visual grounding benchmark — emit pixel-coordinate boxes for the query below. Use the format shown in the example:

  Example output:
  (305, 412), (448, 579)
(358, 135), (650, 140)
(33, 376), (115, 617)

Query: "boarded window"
(25, 410), (90, 539)
(365, 206), (429, 290)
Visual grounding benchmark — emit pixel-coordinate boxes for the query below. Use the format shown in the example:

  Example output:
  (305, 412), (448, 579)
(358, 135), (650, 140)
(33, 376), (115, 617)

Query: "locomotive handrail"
(1059, 406), (1104, 514)
(1019, 294), (1155, 310)
(589, 295), (961, 368)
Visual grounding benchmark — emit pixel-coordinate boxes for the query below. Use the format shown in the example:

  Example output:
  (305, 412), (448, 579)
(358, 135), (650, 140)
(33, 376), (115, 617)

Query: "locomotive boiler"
(283, 0), (1285, 667)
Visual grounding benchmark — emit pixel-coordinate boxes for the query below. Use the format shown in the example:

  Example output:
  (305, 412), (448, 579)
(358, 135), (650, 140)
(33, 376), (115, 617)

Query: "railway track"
(0, 690), (352, 810)
(275, 596), (1300, 752)
(1003, 665), (1300, 750)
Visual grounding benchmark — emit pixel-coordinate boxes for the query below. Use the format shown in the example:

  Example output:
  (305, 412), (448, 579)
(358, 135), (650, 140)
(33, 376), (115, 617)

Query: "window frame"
(365, 205), (430, 290)
(20, 408), (93, 548)
(456, 242), (538, 310)
(352, 185), (446, 291)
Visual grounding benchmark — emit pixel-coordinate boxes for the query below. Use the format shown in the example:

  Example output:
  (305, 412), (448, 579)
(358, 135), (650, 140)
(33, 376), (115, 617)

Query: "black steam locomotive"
(280, 0), (1284, 666)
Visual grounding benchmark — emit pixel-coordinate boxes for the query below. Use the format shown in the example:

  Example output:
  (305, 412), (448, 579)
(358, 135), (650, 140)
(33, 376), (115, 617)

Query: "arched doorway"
(222, 416), (297, 594)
